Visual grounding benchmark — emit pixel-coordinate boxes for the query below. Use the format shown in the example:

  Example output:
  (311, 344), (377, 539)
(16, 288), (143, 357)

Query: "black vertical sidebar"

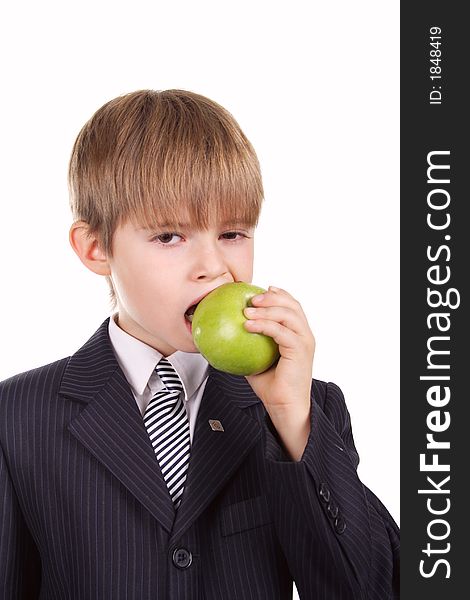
(401, 2), (467, 598)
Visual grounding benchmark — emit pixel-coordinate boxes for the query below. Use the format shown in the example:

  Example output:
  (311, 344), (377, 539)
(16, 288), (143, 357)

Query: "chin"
(175, 336), (199, 354)
(183, 338), (200, 353)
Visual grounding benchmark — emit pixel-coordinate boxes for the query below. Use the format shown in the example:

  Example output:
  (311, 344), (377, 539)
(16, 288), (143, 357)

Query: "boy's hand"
(243, 286), (315, 461)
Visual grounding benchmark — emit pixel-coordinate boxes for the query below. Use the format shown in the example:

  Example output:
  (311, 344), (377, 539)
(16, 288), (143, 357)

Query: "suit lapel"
(170, 372), (261, 544)
(60, 318), (175, 533)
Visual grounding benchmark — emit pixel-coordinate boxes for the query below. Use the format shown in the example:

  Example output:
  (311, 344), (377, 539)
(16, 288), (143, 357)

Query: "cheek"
(234, 245), (254, 281)
(112, 249), (161, 301)
(118, 255), (146, 288)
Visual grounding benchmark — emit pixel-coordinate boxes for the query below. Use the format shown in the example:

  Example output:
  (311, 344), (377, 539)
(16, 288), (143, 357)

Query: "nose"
(191, 239), (230, 281)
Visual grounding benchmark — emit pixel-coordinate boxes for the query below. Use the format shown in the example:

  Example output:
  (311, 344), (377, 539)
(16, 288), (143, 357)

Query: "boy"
(0, 89), (399, 599)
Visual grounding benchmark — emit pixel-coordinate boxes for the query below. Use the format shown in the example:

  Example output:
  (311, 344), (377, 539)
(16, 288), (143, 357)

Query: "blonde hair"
(68, 89), (264, 311)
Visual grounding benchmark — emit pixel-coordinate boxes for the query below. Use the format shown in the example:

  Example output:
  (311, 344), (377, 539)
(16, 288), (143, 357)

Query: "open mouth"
(184, 303), (199, 323)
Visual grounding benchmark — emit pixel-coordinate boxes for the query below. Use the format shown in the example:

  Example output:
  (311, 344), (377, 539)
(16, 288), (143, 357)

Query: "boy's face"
(108, 216), (255, 356)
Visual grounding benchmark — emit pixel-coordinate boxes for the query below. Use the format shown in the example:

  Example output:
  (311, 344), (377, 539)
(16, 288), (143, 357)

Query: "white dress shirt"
(108, 313), (210, 442)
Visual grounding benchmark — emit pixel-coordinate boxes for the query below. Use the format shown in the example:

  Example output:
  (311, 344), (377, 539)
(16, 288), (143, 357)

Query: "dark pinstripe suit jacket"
(0, 318), (399, 599)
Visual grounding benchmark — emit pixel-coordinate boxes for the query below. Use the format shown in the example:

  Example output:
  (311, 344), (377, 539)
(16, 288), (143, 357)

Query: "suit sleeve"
(263, 380), (400, 600)
(0, 440), (42, 599)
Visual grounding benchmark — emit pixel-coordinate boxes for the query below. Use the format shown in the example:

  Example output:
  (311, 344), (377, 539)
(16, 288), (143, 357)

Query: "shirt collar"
(108, 313), (209, 401)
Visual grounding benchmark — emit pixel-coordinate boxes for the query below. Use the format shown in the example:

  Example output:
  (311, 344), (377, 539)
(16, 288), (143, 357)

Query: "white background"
(0, 1), (399, 596)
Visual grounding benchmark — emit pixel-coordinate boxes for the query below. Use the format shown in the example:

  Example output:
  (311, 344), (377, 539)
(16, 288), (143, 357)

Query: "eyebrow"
(154, 220), (252, 229)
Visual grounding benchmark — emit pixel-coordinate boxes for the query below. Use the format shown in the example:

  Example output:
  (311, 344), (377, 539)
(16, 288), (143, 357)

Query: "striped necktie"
(143, 357), (190, 510)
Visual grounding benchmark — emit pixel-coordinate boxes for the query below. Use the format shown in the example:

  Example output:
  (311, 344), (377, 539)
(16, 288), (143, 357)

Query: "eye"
(150, 230), (249, 246)
(152, 232), (182, 245)
(221, 231), (247, 241)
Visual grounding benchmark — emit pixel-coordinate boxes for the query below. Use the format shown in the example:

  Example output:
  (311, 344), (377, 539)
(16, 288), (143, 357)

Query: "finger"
(267, 286), (300, 303)
(267, 286), (289, 296)
(243, 305), (305, 336)
(244, 318), (298, 350)
(250, 288), (303, 313)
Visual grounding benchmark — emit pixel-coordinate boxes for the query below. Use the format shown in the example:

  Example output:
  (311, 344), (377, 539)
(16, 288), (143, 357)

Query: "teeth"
(186, 313), (193, 323)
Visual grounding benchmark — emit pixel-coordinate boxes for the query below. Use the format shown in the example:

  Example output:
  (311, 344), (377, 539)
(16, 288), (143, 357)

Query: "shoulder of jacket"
(0, 356), (70, 401)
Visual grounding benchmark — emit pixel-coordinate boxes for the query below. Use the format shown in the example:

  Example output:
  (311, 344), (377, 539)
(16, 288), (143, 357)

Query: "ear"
(69, 220), (111, 276)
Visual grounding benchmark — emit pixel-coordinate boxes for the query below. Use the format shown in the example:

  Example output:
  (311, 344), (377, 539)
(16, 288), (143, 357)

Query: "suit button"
(327, 502), (339, 519)
(334, 515), (346, 535)
(172, 548), (192, 569)
(319, 482), (330, 504)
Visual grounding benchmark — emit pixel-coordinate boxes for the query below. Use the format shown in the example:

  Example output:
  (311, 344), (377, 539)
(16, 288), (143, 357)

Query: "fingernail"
(252, 294), (264, 302)
(269, 286), (279, 292)
(245, 307), (256, 315)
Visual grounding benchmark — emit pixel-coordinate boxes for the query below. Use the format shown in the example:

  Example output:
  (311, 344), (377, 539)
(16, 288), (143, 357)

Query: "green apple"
(191, 282), (280, 376)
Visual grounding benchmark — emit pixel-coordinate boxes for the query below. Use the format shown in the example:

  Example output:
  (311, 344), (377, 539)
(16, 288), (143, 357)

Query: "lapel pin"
(209, 419), (224, 432)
